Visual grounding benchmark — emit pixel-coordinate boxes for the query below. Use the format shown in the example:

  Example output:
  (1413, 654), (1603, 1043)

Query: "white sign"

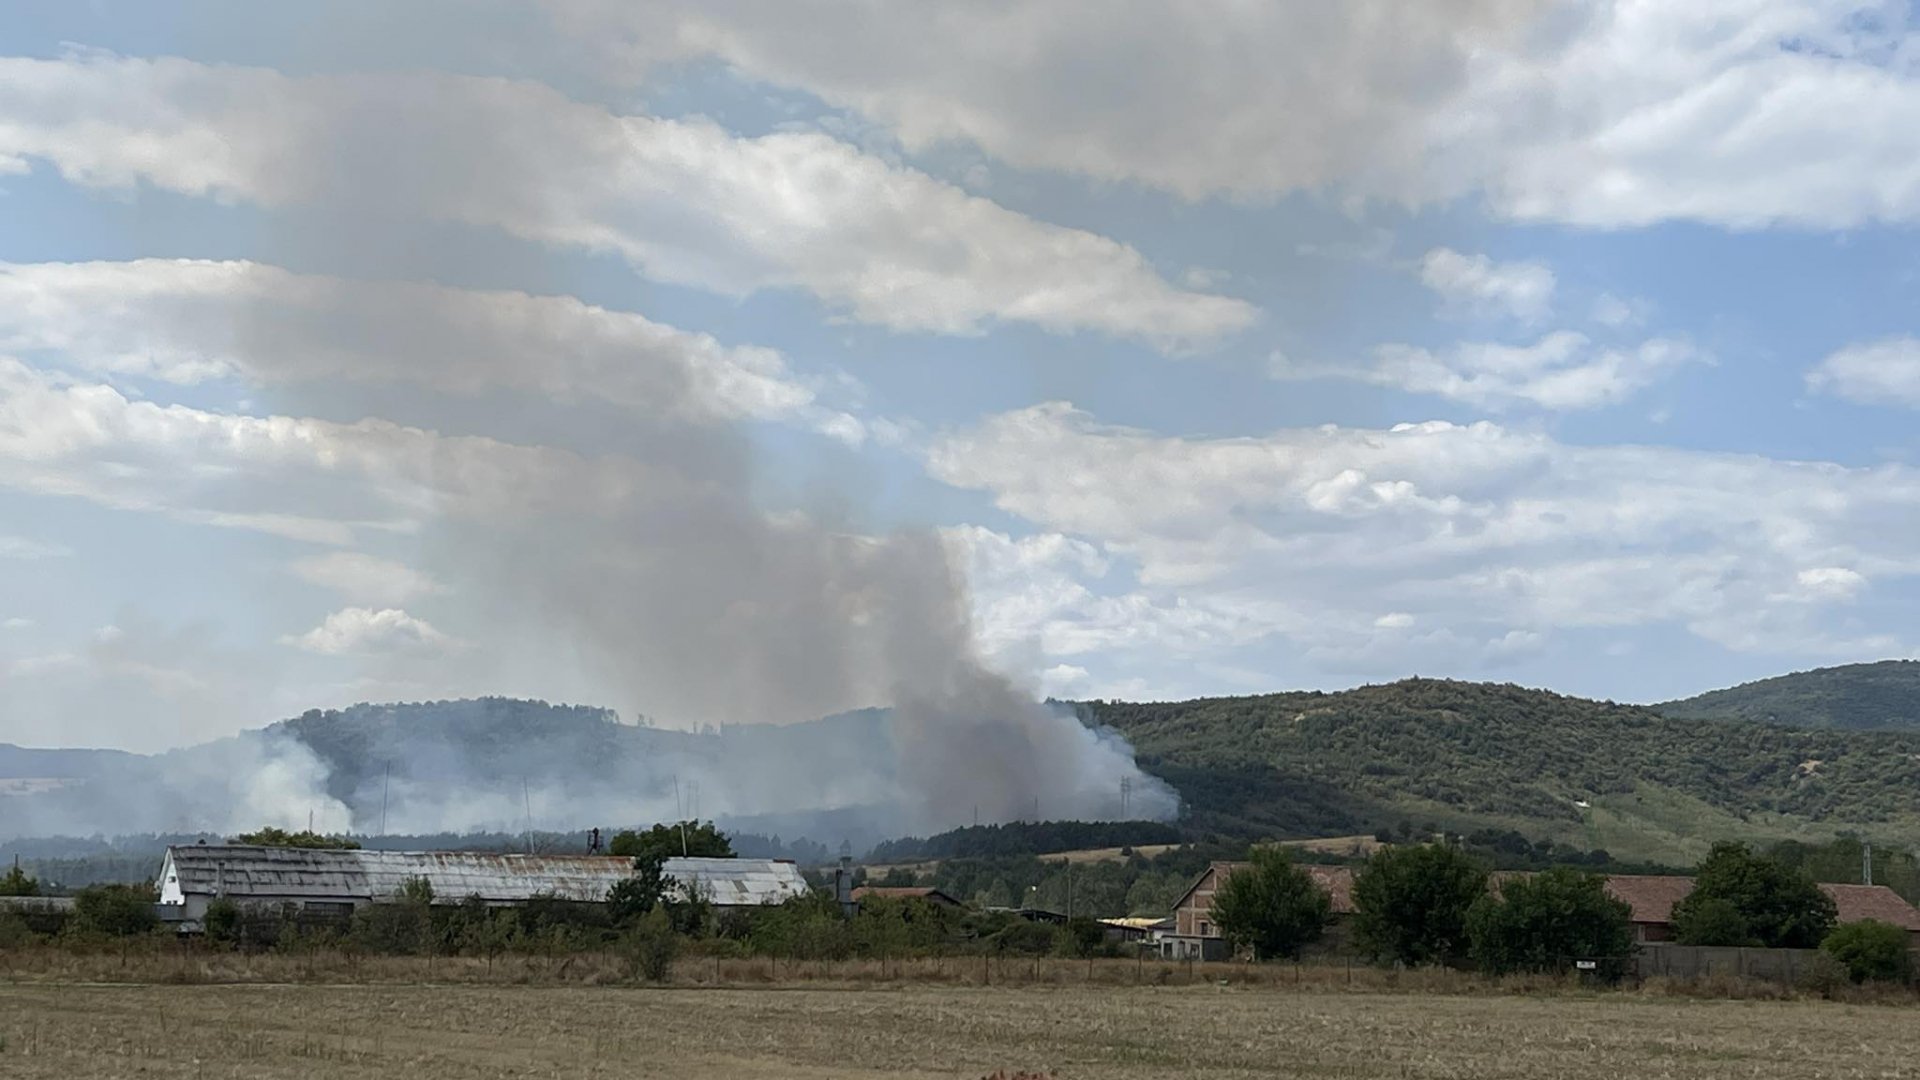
(1574, 960), (1598, 970)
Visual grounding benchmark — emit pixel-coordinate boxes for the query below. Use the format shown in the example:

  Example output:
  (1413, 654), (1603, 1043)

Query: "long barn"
(155, 845), (810, 925)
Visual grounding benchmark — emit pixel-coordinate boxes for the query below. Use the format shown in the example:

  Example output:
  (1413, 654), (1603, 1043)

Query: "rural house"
(155, 845), (809, 927)
(1162, 862), (1355, 960)
(1604, 874), (1920, 944)
(1161, 861), (1920, 960)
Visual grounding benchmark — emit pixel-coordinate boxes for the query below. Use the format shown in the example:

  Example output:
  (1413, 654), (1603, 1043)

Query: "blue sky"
(3, 2), (1919, 751)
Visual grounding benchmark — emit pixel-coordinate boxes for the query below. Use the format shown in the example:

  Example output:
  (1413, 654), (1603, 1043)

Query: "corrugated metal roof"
(159, 846), (809, 907)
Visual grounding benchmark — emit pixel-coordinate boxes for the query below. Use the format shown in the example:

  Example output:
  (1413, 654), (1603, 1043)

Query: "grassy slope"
(1657, 659), (1920, 730)
(1085, 677), (1920, 863)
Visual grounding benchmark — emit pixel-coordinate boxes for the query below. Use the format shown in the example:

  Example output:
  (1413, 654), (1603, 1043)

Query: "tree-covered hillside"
(1081, 678), (1920, 863)
(1657, 661), (1920, 731)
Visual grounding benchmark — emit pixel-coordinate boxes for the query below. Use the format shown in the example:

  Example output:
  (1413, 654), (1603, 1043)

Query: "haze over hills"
(6, 663), (1920, 866)
(1656, 660), (1920, 731)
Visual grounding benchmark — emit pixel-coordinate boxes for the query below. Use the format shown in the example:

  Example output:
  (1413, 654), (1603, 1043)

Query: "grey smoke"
(0, 10), (1178, 841)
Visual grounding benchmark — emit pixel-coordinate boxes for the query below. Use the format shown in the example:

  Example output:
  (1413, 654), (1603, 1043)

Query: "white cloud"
(1807, 336), (1920, 409)
(281, 607), (450, 655)
(0, 55), (1251, 350)
(552, 1), (1920, 229)
(1589, 293), (1643, 329)
(0, 259), (857, 437)
(2, 617), (32, 630)
(0, 535), (70, 559)
(1272, 332), (1704, 411)
(928, 402), (1920, 663)
(291, 552), (442, 607)
(1374, 612), (1416, 629)
(1419, 248), (1555, 322)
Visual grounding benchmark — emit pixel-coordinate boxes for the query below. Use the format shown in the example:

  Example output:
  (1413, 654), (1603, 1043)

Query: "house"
(1161, 861), (1355, 960)
(1604, 874), (1920, 944)
(850, 885), (962, 909)
(154, 845), (809, 927)
(1159, 859), (1920, 960)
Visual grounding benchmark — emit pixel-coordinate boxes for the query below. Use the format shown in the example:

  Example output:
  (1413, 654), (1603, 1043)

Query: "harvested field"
(2, 980), (1915, 1079)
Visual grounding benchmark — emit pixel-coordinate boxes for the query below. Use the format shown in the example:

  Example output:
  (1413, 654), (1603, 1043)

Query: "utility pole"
(1864, 841), (1874, 886)
(523, 779), (534, 855)
(380, 762), (390, 838)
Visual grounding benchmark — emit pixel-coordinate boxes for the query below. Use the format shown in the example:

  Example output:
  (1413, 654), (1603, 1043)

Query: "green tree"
(1821, 920), (1913, 984)
(1670, 896), (1752, 947)
(618, 906), (679, 982)
(1466, 868), (1632, 975)
(1350, 843), (1488, 966)
(202, 897), (241, 946)
(0, 863), (40, 897)
(607, 850), (676, 923)
(71, 883), (160, 937)
(609, 821), (733, 860)
(1671, 842), (1835, 949)
(1207, 849), (1331, 960)
(230, 826), (362, 850)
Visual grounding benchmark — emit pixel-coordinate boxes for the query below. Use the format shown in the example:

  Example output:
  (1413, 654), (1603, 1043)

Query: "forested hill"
(1656, 660), (1920, 731)
(1081, 678), (1920, 864)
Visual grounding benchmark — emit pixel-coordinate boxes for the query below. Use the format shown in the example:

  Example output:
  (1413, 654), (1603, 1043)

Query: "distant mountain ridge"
(1081, 676), (1920, 864)
(1657, 660), (1920, 731)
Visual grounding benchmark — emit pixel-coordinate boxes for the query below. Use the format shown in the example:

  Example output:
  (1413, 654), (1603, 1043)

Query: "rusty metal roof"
(159, 846), (809, 906)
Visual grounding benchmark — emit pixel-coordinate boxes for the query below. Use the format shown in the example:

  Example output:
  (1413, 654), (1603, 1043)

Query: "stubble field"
(1, 980), (1914, 1079)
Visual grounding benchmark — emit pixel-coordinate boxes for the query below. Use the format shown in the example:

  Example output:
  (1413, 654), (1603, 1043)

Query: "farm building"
(1100, 915), (1173, 944)
(1161, 860), (1920, 959)
(1163, 862), (1355, 960)
(154, 845), (809, 926)
(849, 885), (962, 909)
(1603, 874), (1920, 944)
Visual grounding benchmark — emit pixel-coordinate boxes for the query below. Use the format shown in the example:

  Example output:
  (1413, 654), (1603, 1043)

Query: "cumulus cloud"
(928, 402), (1920, 662)
(552, 1), (1920, 229)
(1419, 247), (1555, 322)
(1807, 336), (1920, 409)
(1272, 332), (1704, 411)
(0, 55), (1250, 350)
(281, 607), (450, 655)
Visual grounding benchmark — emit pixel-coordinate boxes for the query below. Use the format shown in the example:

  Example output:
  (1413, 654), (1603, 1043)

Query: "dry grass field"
(2, 978), (1916, 1079)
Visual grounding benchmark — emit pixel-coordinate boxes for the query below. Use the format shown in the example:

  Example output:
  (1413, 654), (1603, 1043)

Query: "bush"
(987, 920), (1061, 956)
(0, 864), (41, 897)
(1350, 843), (1488, 967)
(1821, 920), (1913, 984)
(1796, 950), (1851, 998)
(202, 898), (241, 946)
(619, 907), (679, 982)
(353, 900), (431, 954)
(71, 884), (159, 937)
(1466, 867), (1631, 976)
(1208, 848), (1331, 961)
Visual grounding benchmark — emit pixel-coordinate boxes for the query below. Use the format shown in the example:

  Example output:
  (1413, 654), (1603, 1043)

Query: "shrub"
(1350, 843), (1488, 967)
(71, 884), (159, 937)
(1796, 950), (1851, 998)
(202, 898), (241, 946)
(1208, 848), (1331, 961)
(988, 920), (1061, 956)
(0, 864), (40, 897)
(1466, 867), (1631, 975)
(1821, 920), (1913, 984)
(619, 907), (679, 982)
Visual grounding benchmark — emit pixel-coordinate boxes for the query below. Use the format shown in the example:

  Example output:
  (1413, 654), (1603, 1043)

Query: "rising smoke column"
(11, 26), (1182, 834)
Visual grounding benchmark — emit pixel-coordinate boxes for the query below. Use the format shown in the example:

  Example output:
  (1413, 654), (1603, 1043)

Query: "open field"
(3, 978), (1917, 1079)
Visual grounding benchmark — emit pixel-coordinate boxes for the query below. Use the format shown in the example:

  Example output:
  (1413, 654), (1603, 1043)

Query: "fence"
(1635, 944), (1820, 983)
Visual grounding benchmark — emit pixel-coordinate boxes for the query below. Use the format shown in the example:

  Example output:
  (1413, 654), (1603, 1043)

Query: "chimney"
(836, 840), (855, 917)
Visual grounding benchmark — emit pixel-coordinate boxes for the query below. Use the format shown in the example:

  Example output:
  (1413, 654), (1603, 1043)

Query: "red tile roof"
(1603, 875), (1696, 924)
(1602, 875), (1920, 932)
(1820, 884), (1920, 931)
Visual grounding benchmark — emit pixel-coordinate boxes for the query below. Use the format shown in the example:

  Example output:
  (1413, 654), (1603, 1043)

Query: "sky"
(2, 1), (1919, 752)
